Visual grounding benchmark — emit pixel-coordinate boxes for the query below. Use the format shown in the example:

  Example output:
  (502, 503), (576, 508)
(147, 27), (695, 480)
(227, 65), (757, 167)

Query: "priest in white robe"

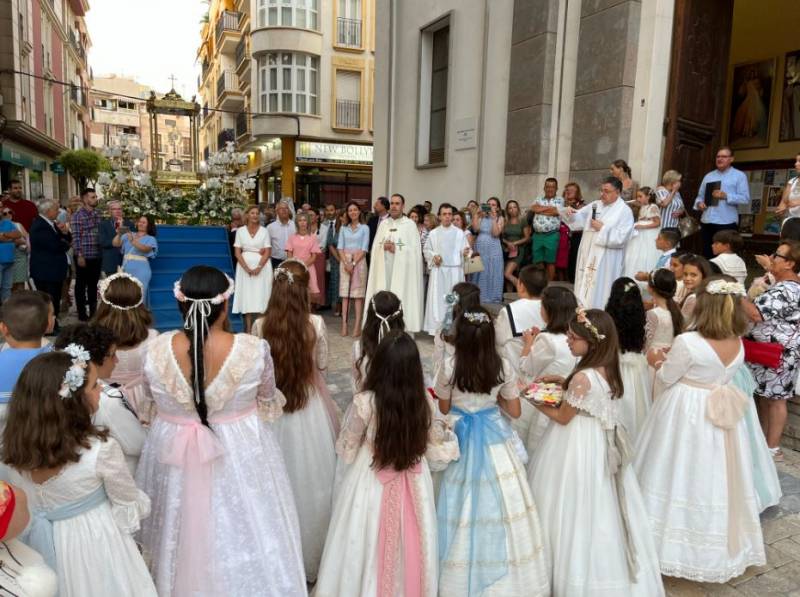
(365, 193), (425, 332)
(563, 177), (635, 309)
(422, 203), (470, 335)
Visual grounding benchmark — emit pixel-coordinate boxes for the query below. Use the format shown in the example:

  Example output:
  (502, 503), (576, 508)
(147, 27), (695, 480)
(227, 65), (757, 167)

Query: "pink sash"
(376, 464), (423, 597)
(111, 370), (148, 416)
(158, 405), (256, 596)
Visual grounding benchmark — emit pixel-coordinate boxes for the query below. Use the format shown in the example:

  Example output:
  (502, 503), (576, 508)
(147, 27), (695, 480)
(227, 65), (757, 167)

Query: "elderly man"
(30, 199), (71, 333)
(99, 201), (133, 276)
(563, 176), (635, 309)
(267, 200), (296, 269)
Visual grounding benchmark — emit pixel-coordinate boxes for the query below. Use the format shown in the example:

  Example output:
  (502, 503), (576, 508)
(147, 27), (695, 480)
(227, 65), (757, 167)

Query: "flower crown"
(462, 311), (490, 325)
(274, 259), (308, 285)
(59, 344), (91, 399)
(371, 296), (403, 343)
(173, 274), (235, 305)
(98, 272), (143, 310)
(575, 307), (606, 341)
(705, 280), (746, 297)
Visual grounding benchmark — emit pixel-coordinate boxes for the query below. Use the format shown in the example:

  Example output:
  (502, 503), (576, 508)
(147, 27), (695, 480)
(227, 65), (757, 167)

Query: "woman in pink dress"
(286, 212), (322, 302)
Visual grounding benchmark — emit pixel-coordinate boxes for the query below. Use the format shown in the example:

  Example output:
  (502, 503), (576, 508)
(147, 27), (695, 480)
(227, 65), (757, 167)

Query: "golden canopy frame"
(146, 88), (202, 188)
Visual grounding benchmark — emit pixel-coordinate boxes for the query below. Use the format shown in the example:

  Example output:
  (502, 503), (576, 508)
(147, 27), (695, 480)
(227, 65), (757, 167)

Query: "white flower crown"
(98, 272), (144, 310)
(59, 344), (91, 399)
(273, 259), (309, 284)
(463, 311), (490, 325)
(173, 274), (235, 305)
(575, 307), (606, 341)
(705, 280), (746, 297)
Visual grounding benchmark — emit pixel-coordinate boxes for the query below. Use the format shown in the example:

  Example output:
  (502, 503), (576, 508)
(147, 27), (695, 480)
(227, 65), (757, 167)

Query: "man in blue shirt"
(693, 146), (750, 258)
(0, 207), (22, 303)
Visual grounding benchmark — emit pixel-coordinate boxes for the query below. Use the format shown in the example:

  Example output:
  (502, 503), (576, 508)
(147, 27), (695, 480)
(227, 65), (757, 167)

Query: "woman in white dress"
(316, 331), (459, 597)
(233, 205), (273, 331)
(433, 307), (550, 597)
(530, 309), (665, 596)
(605, 278), (651, 442)
(3, 349), (156, 597)
(92, 272), (159, 419)
(636, 277), (766, 582)
(623, 187), (662, 279)
(136, 266), (306, 597)
(519, 285), (579, 456)
(351, 290), (406, 393)
(253, 259), (338, 583)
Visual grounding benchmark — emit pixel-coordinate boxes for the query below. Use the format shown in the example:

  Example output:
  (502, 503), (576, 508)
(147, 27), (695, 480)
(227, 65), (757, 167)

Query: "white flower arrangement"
(706, 280), (746, 297)
(58, 344), (91, 399)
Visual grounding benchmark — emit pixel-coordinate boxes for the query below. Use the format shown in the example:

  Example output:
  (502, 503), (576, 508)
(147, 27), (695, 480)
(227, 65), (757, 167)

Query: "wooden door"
(662, 0), (734, 246)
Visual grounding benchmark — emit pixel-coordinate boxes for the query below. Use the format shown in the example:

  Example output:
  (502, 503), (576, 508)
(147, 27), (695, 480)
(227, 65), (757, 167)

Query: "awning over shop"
(0, 144), (48, 171)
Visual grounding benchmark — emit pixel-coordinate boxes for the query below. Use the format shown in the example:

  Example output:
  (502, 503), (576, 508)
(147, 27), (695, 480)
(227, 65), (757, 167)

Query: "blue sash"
(25, 485), (108, 572)
(437, 405), (511, 596)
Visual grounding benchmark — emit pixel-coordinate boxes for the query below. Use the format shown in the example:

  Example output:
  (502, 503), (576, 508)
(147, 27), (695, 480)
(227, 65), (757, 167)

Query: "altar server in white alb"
(563, 176), (635, 309)
(423, 203), (470, 335)
(364, 193), (425, 332)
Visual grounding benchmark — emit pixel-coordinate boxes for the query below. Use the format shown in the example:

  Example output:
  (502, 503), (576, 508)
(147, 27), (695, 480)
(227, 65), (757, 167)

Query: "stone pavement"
(318, 313), (800, 597)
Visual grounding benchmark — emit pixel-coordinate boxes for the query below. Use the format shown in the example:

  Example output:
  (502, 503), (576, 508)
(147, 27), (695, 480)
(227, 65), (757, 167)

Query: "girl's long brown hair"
(259, 260), (316, 412)
(91, 276), (153, 347)
(565, 309), (624, 399)
(2, 352), (107, 470)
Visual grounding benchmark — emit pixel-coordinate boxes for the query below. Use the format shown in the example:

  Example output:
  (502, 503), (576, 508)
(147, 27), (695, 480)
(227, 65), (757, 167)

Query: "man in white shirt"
(266, 200), (296, 269)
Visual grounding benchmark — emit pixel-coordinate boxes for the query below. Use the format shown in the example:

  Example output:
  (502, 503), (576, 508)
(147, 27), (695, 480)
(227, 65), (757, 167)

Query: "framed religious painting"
(780, 50), (800, 142)
(727, 58), (775, 150)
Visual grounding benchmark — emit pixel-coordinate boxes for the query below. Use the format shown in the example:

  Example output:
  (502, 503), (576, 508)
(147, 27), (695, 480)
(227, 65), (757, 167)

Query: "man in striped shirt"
(656, 169), (685, 229)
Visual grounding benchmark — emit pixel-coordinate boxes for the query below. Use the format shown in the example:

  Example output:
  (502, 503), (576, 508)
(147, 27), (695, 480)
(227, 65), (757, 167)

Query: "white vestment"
(422, 225), (469, 335)
(365, 215), (425, 332)
(566, 198), (634, 309)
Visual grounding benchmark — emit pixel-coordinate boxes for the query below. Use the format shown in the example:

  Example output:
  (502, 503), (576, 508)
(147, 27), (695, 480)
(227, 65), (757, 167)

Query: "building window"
(258, 53), (319, 115)
(337, 0), (361, 48)
(257, 0), (318, 31)
(182, 137), (192, 156)
(94, 98), (115, 110)
(335, 70), (361, 129)
(118, 100), (136, 110)
(417, 18), (450, 166)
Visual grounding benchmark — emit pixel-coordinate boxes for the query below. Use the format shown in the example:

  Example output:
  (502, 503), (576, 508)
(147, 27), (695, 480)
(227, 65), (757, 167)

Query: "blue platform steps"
(149, 225), (242, 332)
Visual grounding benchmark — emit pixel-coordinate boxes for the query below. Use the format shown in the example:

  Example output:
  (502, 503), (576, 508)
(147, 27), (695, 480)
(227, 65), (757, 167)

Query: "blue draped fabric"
(437, 405), (511, 596)
(25, 485), (108, 573)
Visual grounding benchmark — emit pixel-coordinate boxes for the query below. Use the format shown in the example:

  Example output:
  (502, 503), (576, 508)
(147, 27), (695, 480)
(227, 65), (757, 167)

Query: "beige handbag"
(463, 254), (484, 275)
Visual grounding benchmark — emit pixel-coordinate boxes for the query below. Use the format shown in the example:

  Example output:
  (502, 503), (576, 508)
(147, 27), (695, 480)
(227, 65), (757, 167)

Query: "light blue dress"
(121, 234), (157, 300)
(473, 216), (504, 303)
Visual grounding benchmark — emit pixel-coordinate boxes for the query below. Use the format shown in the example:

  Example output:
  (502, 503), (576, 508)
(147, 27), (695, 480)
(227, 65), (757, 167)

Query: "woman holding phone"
(113, 215), (158, 302)
(471, 197), (505, 303)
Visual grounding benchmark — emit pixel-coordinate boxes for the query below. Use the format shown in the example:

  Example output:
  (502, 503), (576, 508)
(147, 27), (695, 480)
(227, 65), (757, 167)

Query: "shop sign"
(296, 142), (373, 164)
(0, 145), (47, 171)
(50, 161), (66, 174)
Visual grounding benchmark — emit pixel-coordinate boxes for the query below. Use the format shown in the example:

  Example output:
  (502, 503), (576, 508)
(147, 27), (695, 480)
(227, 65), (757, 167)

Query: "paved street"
(318, 313), (800, 597)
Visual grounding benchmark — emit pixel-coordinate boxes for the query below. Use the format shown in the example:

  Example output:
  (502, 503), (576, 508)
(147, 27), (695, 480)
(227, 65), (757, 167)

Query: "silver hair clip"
(463, 311), (490, 325)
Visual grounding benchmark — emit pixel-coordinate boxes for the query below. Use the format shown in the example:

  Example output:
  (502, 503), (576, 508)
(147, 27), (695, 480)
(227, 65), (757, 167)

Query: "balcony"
(216, 11), (242, 54)
(201, 60), (211, 83)
(336, 18), (362, 49)
(217, 128), (235, 150)
(235, 37), (250, 74)
(236, 112), (250, 140)
(70, 85), (88, 109)
(335, 99), (361, 129)
(216, 71), (244, 110)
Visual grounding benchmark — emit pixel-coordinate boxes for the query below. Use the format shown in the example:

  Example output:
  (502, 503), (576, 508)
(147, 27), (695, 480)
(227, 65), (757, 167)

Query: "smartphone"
(481, 203), (491, 213)
(591, 205), (597, 220)
(117, 225), (130, 235)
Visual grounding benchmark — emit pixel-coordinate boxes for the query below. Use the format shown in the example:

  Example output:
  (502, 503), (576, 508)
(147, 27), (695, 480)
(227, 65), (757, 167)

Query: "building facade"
(197, 0), (375, 207)
(0, 0), (92, 200)
(374, 0), (800, 237)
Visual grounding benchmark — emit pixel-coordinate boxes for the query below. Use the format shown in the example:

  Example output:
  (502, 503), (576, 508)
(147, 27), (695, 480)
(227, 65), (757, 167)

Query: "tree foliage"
(58, 149), (110, 189)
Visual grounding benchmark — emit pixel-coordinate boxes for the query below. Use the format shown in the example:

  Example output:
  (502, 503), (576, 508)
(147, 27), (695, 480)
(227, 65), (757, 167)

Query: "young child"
(53, 324), (146, 476)
(623, 187), (662, 279)
(315, 331), (458, 597)
(636, 277), (766, 582)
(605, 278), (652, 442)
(0, 291), (52, 430)
(678, 254), (712, 323)
(352, 290), (405, 393)
(645, 269), (684, 354)
(529, 309), (665, 596)
(635, 228), (681, 283)
(254, 259), (337, 582)
(434, 307), (550, 596)
(2, 349), (156, 596)
(519, 285), (579, 455)
(434, 281), (481, 363)
(670, 251), (688, 304)
(710, 230), (747, 285)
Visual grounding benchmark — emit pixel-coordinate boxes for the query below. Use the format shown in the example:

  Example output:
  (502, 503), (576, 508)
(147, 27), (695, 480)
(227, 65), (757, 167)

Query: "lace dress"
(529, 369), (665, 596)
(634, 332), (766, 582)
(104, 329), (159, 421)
(618, 351), (651, 444)
(315, 392), (459, 597)
(623, 203), (662, 278)
(433, 357), (550, 597)
(10, 438), (156, 597)
(136, 332), (306, 597)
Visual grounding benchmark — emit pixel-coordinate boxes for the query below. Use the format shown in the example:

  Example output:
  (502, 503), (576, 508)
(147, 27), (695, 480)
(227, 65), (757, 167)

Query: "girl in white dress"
(678, 254), (712, 323)
(645, 269), (683, 352)
(254, 259), (338, 583)
(351, 290), (405, 393)
(432, 281), (481, 364)
(605, 278), (651, 442)
(137, 266), (306, 597)
(3, 349), (156, 597)
(92, 272), (159, 419)
(233, 205), (273, 331)
(316, 331), (459, 597)
(636, 277), (766, 582)
(623, 187), (662, 278)
(530, 309), (665, 596)
(434, 307), (550, 597)
(519, 285), (579, 455)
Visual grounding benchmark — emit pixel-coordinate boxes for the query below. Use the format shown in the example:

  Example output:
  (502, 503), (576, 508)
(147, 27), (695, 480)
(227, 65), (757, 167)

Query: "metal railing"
(216, 11), (241, 42)
(236, 112), (249, 138)
(336, 17), (361, 48)
(201, 60), (210, 81)
(217, 71), (240, 98)
(68, 30), (86, 61)
(335, 99), (361, 128)
(217, 128), (236, 149)
(235, 37), (248, 70)
(70, 85), (87, 107)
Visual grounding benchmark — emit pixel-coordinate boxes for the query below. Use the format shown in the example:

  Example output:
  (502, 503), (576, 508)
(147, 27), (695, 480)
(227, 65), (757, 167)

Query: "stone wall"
(785, 397), (800, 451)
(568, 0), (641, 195)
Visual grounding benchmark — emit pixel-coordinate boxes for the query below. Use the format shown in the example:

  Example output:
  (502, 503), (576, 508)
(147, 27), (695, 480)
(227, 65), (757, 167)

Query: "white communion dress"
(634, 332), (766, 582)
(136, 332), (307, 597)
(618, 351), (652, 444)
